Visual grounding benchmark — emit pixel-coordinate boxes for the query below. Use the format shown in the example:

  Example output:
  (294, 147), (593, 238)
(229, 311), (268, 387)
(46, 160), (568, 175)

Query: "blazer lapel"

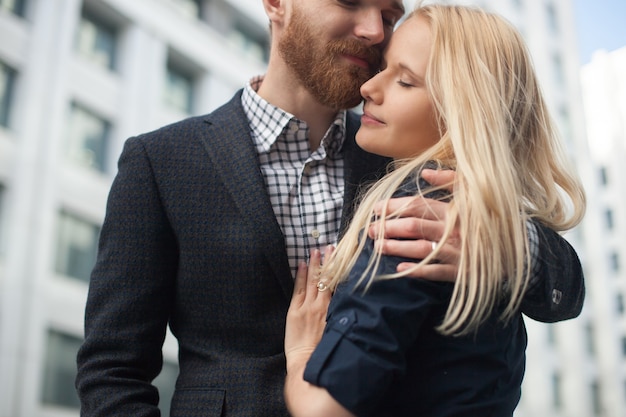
(199, 92), (294, 299)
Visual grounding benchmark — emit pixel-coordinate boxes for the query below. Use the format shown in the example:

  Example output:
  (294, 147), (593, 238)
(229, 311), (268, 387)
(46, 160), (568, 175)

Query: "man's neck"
(258, 64), (340, 151)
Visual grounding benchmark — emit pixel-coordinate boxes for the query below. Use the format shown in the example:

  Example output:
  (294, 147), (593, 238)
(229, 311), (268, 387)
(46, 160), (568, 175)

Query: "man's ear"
(262, 0), (286, 24)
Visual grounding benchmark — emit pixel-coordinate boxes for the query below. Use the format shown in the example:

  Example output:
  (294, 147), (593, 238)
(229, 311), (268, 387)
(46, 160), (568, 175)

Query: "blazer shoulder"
(128, 90), (247, 147)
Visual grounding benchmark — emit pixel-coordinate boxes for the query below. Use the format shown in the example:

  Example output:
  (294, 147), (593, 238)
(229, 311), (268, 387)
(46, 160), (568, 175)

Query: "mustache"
(328, 39), (382, 72)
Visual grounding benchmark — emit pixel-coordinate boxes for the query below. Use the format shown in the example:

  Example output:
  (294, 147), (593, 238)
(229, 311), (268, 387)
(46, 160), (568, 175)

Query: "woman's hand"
(285, 247), (333, 369)
(284, 247), (355, 417)
(369, 168), (460, 281)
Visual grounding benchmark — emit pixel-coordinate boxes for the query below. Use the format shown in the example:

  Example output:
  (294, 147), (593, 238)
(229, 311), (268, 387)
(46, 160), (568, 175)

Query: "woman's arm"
(284, 249), (356, 417)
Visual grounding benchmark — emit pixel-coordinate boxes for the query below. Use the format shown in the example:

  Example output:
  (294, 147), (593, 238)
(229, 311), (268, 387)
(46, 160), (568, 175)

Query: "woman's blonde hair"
(322, 4), (586, 335)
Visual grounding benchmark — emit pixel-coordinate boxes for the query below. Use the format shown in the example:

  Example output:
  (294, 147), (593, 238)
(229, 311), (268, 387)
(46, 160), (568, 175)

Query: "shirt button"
(311, 229), (320, 239)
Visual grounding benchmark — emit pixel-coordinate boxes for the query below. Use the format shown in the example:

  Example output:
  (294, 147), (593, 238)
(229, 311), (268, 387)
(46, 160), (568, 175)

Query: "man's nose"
(354, 9), (385, 46)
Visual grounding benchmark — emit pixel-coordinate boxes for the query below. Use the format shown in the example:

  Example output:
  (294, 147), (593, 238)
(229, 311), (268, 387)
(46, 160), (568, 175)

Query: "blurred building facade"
(0, 0), (267, 416)
(0, 0), (624, 416)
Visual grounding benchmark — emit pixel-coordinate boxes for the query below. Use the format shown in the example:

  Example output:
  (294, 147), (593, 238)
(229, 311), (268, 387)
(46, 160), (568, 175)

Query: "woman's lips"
(361, 111), (384, 126)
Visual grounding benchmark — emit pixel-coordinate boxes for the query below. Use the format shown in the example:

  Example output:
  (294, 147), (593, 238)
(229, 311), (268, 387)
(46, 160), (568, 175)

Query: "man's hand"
(369, 169), (460, 281)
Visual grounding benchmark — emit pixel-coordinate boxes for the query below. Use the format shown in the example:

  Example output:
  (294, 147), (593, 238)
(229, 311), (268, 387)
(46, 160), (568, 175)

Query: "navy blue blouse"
(303, 172), (527, 417)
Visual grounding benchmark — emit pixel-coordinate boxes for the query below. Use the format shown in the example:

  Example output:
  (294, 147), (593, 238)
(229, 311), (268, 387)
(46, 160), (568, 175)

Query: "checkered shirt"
(242, 76), (346, 278)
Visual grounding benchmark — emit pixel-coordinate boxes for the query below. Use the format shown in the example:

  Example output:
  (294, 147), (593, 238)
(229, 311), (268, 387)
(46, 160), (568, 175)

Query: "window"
(0, 61), (16, 128)
(591, 380), (601, 415)
(228, 24), (269, 63)
(585, 324), (595, 355)
(545, 1), (559, 34)
(547, 324), (556, 345)
(41, 330), (82, 408)
(0, 0), (26, 16)
(610, 252), (620, 273)
(552, 372), (562, 409)
(75, 9), (118, 70)
(551, 52), (565, 87)
(164, 59), (195, 114)
(0, 183), (5, 254)
(605, 209), (614, 230)
(66, 102), (111, 172)
(154, 360), (179, 417)
(599, 166), (608, 186)
(170, 0), (202, 18)
(55, 210), (100, 282)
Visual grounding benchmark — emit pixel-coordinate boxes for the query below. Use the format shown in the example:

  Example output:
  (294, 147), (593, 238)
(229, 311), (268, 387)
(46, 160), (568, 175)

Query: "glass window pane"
(546, 2), (559, 34)
(229, 25), (269, 63)
(552, 52), (565, 87)
(0, 183), (5, 255)
(0, 0), (26, 16)
(591, 380), (601, 414)
(164, 63), (194, 114)
(0, 61), (16, 128)
(75, 11), (117, 70)
(54, 211), (100, 282)
(552, 372), (562, 408)
(171, 0), (201, 18)
(610, 252), (620, 272)
(41, 330), (82, 408)
(585, 324), (595, 355)
(605, 209), (614, 230)
(66, 103), (110, 172)
(154, 360), (179, 417)
(599, 166), (608, 186)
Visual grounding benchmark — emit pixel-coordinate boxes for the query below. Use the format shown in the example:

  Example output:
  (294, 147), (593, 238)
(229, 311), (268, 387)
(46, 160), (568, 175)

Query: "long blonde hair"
(322, 4), (586, 335)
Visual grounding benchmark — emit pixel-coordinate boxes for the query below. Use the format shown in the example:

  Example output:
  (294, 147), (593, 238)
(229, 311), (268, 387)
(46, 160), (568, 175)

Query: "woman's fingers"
(285, 247), (334, 357)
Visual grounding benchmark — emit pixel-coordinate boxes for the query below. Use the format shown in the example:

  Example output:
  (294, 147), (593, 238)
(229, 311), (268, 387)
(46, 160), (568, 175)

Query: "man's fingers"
(420, 168), (455, 192)
(369, 217), (443, 240)
(373, 196), (448, 220)
(374, 238), (460, 267)
(396, 263), (458, 282)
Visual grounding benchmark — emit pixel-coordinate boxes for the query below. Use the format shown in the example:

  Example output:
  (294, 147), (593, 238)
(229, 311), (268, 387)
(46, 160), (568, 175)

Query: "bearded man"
(75, 1), (585, 416)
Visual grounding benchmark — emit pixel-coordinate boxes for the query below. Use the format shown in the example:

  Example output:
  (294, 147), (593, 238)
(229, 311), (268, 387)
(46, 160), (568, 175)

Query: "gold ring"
(316, 281), (328, 292)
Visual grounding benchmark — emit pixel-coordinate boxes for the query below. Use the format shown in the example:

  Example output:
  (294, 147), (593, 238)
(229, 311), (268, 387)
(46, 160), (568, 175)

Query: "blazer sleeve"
(75, 137), (177, 416)
(520, 222), (585, 322)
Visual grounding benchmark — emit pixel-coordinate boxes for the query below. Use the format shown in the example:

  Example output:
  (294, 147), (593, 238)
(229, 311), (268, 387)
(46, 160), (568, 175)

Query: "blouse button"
(311, 229), (320, 239)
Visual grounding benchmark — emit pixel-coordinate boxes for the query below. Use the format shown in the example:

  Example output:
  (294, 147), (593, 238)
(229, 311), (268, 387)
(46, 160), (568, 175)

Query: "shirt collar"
(241, 75), (347, 156)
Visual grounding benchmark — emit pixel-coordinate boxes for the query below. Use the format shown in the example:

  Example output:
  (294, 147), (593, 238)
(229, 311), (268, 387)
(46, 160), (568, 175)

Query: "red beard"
(279, 11), (381, 110)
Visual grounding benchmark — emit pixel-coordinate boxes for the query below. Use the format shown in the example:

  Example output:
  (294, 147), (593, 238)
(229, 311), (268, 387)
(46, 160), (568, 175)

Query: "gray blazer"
(76, 90), (584, 417)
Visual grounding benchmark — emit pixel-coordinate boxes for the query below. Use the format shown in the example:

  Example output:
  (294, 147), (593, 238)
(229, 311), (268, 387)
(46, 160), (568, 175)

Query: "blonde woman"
(284, 4), (586, 417)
